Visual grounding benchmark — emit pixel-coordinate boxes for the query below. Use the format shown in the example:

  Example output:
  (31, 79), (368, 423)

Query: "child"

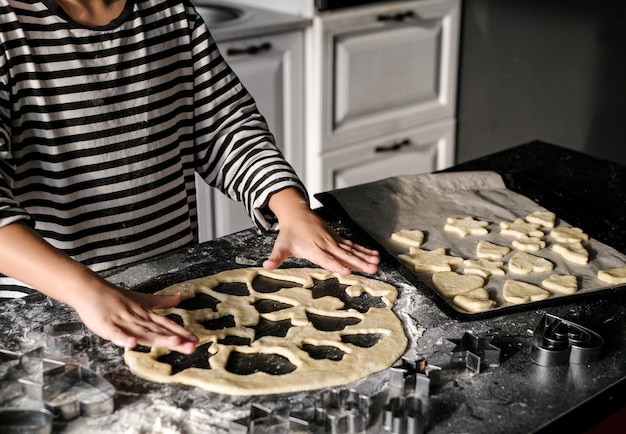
(0, 0), (379, 354)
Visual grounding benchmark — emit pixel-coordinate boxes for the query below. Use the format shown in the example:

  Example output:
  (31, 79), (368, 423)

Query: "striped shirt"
(0, 0), (306, 293)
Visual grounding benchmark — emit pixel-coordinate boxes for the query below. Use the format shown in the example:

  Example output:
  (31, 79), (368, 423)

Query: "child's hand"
(74, 283), (199, 354)
(263, 189), (380, 275)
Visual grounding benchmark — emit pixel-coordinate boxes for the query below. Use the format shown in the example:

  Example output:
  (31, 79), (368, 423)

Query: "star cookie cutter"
(447, 332), (501, 373)
(230, 402), (309, 433)
(530, 313), (603, 367)
(315, 388), (371, 434)
(382, 357), (431, 434)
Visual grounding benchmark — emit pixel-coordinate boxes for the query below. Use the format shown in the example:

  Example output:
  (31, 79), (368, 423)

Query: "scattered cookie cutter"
(0, 408), (54, 434)
(447, 332), (501, 373)
(0, 347), (65, 407)
(230, 402), (309, 433)
(0, 347), (115, 420)
(382, 357), (431, 434)
(530, 313), (604, 367)
(315, 388), (371, 434)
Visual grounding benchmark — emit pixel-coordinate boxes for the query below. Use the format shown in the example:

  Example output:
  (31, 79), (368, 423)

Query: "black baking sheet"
(315, 171), (626, 320)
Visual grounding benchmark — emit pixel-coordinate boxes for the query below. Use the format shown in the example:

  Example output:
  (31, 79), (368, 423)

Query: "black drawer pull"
(227, 42), (272, 56)
(377, 11), (415, 22)
(375, 139), (411, 153)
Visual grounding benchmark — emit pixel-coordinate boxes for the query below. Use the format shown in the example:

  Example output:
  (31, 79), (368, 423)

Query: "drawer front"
(321, 0), (460, 150)
(321, 119), (455, 191)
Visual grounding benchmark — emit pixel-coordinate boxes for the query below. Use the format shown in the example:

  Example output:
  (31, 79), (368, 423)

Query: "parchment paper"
(323, 171), (626, 315)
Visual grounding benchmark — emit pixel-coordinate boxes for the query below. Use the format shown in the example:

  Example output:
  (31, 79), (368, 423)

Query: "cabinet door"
(196, 31), (305, 242)
(320, 0), (460, 150)
(321, 119), (455, 192)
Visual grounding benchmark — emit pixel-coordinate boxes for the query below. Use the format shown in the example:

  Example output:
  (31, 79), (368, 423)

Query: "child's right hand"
(73, 283), (199, 354)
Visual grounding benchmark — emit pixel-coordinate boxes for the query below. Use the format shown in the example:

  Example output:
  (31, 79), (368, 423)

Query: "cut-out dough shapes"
(463, 259), (505, 277)
(500, 218), (543, 239)
(550, 227), (589, 243)
(391, 229), (424, 247)
(431, 271), (485, 298)
(508, 252), (554, 275)
(541, 275), (578, 294)
(597, 265), (626, 285)
(503, 280), (550, 304)
(552, 242), (589, 265)
(398, 248), (463, 273)
(525, 211), (556, 228)
(444, 216), (489, 237)
(476, 240), (510, 259)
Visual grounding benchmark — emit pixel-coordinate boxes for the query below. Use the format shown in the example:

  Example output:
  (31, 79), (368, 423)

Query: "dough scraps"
(503, 280), (550, 304)
(550, 227), (589, 243)
(476, 240), (510, 259)
(541, 275), (578, 294)
(124, 268), (407, 395)
(552, 242), (589, 265)
(444, 216), (489, 237)
(463, 258), (505, 277)
(500, 218), (543, 239)
(391, 229), (424, 247)
(525, 211), (556, 228)
(398, 248), (463, 273)
(597, 265), (626, 285)
(431, 271), (485, 298)
(508, 252), (554, 275)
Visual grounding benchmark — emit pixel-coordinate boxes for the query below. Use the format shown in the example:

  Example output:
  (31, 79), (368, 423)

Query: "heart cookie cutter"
(530, 313), (604, 367)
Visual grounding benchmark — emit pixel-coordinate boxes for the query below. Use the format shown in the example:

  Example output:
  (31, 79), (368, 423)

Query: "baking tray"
(315, 171), (626, 320)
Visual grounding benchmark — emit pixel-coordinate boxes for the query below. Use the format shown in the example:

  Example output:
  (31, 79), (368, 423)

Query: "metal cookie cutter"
(382, 357), (431, 434)
(0, 408), (54, 434)
(315, 388), (371, 434)
(42, 364), (116, 420)
(230, 402), (309, 433)
(0, 347), (65, 407)
(447, 332), (501, 373)
(530, 313), (604, 367)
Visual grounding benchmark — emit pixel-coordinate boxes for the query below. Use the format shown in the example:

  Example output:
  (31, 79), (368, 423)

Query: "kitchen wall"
(456, 0), (626, 165)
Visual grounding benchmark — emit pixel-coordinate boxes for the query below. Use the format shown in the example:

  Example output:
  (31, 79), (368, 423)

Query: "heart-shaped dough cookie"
(503, 280), (550, 304)
(508, 252), (553, 275)
(432, 271), (485, 298)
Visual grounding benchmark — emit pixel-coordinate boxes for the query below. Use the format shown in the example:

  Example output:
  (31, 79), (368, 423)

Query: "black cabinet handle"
(375, 139), (411, 153)
(377, 11), (415, 22)
(226, 42), (272, 56)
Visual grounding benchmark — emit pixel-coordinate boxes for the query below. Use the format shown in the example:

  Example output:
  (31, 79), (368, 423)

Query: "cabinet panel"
(320, 0), (460, 150)
(321, 120), (455, 191)
(335, 24), (439, 127)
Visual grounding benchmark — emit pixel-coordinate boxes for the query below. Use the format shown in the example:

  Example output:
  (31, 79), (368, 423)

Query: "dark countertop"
(1, 141), (625, 432)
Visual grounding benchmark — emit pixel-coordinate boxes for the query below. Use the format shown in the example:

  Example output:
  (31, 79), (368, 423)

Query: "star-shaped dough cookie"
(512, 235), (546, 251)
(552, 242), (589, 265)
(525, 210), (556, 228)
(476, 240), (510, 259)
(549, 227), (589, 243)
(463, 258), (505, 277)
(398, 248), (463, 273)
(444, 216), (489, 237)
(500, 218), (543, 239)
(597, 265), (626, 285)
(390, 229), (424, 247)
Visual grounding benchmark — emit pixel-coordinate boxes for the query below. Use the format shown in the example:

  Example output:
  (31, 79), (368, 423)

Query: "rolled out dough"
(124, 268), (408, 396)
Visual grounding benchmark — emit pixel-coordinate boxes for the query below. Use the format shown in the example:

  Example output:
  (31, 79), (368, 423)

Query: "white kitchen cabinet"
(196, 30), (306, 242)
(304, 0), (461, 198)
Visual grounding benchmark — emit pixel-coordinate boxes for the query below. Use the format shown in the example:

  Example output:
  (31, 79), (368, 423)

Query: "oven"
(316, 0), (395, 11)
